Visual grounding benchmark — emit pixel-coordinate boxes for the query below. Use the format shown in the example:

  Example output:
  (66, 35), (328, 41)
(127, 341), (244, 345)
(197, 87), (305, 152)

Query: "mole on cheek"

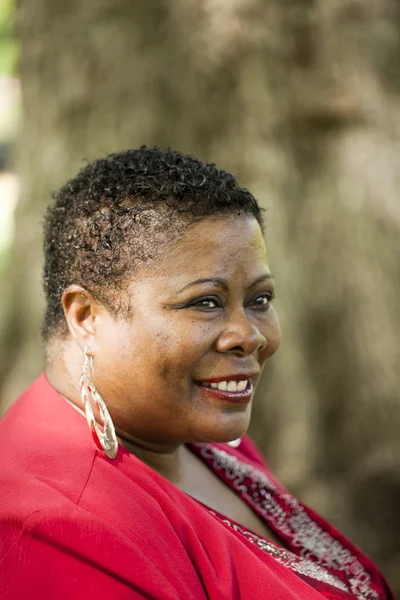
(154, 331), (170, 345)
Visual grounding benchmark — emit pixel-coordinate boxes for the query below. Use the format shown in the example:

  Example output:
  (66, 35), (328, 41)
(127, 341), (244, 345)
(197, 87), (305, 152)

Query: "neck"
(120, 437), (188, 483)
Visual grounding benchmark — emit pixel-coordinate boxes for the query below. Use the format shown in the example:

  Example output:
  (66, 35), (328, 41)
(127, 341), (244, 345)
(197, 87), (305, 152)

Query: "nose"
(215, 309), (267, 356)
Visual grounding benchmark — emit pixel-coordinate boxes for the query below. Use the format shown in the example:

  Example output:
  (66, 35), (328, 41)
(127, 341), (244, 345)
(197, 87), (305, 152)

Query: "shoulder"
(0, 379), (208, 597)
(0, 373), (197, 528)
(0, 373), (99, 507)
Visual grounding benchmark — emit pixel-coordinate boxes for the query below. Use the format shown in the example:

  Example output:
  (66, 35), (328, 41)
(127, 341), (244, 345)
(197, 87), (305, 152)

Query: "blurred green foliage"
(0, 0), (17, 76)
(0, 0), (18, 277)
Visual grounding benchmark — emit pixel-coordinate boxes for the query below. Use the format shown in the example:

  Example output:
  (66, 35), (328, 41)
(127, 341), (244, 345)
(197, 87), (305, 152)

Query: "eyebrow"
(178, 274), (274, 293)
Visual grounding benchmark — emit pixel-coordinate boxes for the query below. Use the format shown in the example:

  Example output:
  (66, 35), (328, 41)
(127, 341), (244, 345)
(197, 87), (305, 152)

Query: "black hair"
(42, 146), (263, 340)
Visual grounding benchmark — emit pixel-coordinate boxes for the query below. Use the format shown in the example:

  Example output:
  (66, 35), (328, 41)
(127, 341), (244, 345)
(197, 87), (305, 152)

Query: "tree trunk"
(1, 0), (399, 592)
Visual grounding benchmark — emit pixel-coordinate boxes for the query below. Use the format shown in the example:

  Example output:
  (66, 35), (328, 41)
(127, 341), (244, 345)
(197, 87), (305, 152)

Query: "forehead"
(151, 215), (269, 280)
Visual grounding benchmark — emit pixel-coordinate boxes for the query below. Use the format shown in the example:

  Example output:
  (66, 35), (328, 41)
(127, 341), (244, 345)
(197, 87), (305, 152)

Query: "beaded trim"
(209, 509), (349, 593)
(199, 445), (378, 600)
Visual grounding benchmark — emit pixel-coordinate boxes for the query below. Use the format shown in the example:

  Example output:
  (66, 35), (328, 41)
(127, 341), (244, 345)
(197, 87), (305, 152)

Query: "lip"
(195, 380), (254, 404)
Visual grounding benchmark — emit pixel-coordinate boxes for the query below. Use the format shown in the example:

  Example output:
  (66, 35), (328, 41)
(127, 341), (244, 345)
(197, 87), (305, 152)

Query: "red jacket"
(0, 374), (394, 599)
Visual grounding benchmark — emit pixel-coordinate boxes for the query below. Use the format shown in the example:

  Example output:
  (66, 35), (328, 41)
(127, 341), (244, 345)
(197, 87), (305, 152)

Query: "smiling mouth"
(195, 379), (254, 403)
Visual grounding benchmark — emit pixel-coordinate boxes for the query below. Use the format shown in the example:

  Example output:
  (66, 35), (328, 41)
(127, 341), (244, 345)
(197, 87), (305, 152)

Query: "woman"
(0, 147), (395, 599)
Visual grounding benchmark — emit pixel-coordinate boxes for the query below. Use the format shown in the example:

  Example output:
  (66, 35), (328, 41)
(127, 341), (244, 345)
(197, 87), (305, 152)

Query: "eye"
(189, 296), (222, 309)
(251, 291), (275, 308)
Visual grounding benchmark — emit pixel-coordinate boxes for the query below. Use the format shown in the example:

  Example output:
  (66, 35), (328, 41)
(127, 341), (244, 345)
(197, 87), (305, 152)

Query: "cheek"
(138, 320), (210, 383)
(261, 308), (281, 363)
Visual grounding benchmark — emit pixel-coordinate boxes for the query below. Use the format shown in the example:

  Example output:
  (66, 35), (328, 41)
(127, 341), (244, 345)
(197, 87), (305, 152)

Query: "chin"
(192, 418), (250, 445)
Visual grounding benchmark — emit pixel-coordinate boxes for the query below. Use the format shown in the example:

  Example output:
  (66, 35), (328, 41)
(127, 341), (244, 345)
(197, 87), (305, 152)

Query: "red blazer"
(0, 374), (394, 599)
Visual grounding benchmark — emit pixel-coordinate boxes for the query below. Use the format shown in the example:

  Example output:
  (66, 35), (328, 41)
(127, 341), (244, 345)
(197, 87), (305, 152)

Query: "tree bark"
(1, 0), (399, 592)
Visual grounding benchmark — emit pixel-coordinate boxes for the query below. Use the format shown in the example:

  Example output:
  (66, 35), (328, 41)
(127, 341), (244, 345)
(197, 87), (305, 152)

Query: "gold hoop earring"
(80, 347), (118, 459)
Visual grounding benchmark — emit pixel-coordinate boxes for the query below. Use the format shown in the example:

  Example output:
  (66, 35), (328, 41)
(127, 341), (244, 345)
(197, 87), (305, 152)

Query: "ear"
(62, 285), (102, 350)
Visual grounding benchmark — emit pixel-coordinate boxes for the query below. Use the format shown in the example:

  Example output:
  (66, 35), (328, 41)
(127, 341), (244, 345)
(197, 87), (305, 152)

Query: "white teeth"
(237, 380), (248, 392)
(200, 379), (250, 392)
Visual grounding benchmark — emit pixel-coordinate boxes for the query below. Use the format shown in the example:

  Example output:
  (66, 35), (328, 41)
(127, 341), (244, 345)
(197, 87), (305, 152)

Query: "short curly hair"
(42, 146), (263, 341)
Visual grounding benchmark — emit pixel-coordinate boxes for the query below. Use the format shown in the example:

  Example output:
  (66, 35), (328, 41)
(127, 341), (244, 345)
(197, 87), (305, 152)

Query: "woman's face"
(92, 215), (280, 448)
